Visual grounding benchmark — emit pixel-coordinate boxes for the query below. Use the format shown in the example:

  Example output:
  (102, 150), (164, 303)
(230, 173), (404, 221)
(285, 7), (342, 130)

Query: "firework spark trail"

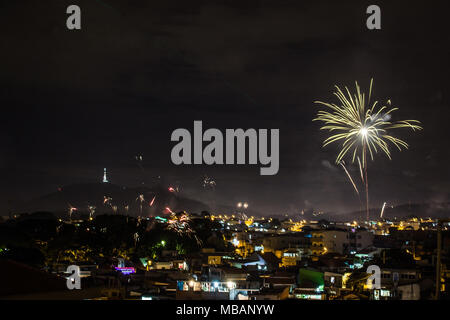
(340, 161), (359, 195)
(357, 156), (365, 184)
(314, 78), (422, 167)
(136, 194), (145, 215)
(380, 202), (387, 218)
(314, 78), (422, 220)
(135, 155), (145, 184)
(164, 207), (174, 214)
(88, 205), (96, 219)
(149, 196), (156, 207)
(133, 232), (140, 246)
(202, 175), (217, 189)
(166, 213), (202, 245)
(68, 204), (77, 220)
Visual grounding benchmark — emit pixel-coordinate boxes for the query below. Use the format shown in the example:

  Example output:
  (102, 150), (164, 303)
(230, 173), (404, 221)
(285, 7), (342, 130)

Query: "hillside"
(14, 183), (211, 219)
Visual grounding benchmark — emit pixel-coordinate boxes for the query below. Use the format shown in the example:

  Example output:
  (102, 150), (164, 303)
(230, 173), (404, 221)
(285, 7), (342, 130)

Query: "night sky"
(1, 0), (449, 216)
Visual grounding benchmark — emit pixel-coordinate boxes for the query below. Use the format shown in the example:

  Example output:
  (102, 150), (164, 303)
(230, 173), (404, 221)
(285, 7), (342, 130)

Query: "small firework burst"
(68, 204), (77, 220)
(166, 213), (202, 245)
(87, 205), (96, 218)
(103, 196), (113, 206)
(314, 79), (422, 167)
(314, 78), (422, 220)
(202, 175), (216, 189)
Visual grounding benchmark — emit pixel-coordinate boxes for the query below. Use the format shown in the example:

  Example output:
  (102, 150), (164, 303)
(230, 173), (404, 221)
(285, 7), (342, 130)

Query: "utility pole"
(434, 218), (450, 300)
(435, 220), (442, 300)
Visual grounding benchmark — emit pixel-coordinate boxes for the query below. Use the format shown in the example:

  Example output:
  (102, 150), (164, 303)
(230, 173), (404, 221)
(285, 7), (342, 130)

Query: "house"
(397, 282), (420, 300)
(231, 253), (268, 271)
(311, 228), (374, 255)
(153, 261), (173, 270)
(260, 252), (281, 271)
(346, 229), (374, 254)
(263, 271), (297, 292)
(311, 230), (347, 255)
(324, 271), (345, 298)
(281, 248), (301, 267)
(315, 252), (349, 273)
(249, 286), (289, 300)
(262, 233), (310, 258)
(196, 248), (235, 266)
(220, 266), (249, 282)
(295, 268), (325, 299)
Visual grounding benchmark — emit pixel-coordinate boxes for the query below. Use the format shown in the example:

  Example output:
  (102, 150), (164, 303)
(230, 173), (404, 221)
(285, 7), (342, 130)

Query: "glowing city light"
(115, 267), (135, 275)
